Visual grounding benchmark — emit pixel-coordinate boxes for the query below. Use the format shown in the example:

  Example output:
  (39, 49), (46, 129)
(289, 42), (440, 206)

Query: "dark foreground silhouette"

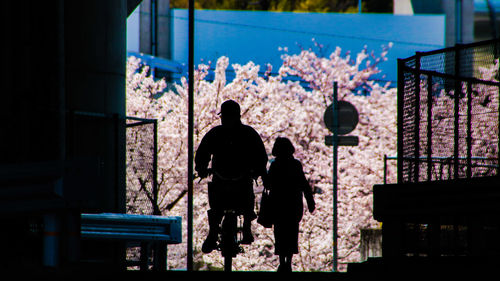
(266, 137), (315, 272)
(195, 100), (268, 254)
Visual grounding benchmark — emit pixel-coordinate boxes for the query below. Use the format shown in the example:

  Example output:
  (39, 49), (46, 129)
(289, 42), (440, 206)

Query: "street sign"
(325, 135), (359, 146)
(323, 101), (359, 135)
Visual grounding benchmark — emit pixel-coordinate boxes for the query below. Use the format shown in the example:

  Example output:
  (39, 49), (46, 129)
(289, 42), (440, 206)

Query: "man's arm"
(249, 127), (268, 179)
(195, 129), (213, 178)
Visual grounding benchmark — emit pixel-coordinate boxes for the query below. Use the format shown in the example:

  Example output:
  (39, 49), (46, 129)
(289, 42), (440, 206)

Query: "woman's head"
(272, 137), (295, 158)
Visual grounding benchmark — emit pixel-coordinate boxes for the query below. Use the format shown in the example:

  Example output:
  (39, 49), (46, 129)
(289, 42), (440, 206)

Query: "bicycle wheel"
(221, 211), (238, 272)
(224, 255), (232, 272)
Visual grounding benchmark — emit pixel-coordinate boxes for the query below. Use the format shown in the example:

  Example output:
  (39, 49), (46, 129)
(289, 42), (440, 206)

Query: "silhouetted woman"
(267, 137), (315, 272)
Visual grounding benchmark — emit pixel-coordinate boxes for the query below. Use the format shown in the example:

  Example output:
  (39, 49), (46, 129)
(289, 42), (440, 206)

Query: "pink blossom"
(126, 42), (398, 271)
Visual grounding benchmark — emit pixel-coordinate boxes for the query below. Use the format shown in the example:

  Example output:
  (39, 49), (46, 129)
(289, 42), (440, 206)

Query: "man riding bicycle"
(195, 100), (268, 254)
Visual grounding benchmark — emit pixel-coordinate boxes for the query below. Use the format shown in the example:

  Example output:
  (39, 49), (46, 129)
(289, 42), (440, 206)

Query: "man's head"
(219, 100), (241, 127)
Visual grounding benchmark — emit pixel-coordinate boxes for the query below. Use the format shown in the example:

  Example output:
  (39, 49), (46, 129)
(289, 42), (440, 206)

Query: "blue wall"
(171, 9), (445, 84)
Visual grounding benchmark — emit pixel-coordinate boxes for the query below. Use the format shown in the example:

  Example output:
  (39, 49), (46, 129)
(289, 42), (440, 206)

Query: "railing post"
(498, 85), (500, 176)
(383, 154), (387, 184)
(153, 119), (160, 216)
(187, 0), (195, 272)
(397, 59), (404, 183)
(454, 44), (463, 179)
(414, 52), (422, 183)
(466, 82), (472, 179)
(427, 75), (433, 181)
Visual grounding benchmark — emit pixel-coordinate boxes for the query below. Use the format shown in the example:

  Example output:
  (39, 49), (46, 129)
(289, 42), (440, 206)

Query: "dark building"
(0, 0), (141, 271)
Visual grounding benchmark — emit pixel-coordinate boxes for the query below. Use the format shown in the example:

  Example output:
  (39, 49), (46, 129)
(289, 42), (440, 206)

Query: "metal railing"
(125, 117), (160, 216)
(398, 39), (500, 183)
(384, 155), (499, 184)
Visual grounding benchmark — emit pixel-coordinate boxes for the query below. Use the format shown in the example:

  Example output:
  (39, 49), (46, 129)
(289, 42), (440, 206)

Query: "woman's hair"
(272, 137), (295, 157)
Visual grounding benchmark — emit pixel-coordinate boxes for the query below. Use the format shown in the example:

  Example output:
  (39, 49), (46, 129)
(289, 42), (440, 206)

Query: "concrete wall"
(0, 0), (129, 270)
(0, 0), (127, 212)
(394, 0), (475, 46)
(139, 0), (172, 59)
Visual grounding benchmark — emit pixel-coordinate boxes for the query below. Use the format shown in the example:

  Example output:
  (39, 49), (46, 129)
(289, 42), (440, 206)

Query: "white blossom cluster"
(126, 42), (397, 271)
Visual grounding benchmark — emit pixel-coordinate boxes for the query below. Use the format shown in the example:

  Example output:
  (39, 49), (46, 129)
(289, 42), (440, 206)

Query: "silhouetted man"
(195, 100), (268, 253)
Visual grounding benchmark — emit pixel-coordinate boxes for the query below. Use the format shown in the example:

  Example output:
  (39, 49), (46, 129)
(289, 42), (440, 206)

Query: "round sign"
(323, 101), (359, 135)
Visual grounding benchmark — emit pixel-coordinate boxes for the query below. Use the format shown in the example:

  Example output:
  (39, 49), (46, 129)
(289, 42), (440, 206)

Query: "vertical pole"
(153, 120), (160, 215)
(427, 75), (433, 181)
(151, 0), (158, 56)
(498, 85), (500, 176)
(455, 0), (462, 44)
(152, 119), (166, 271)
(466, 82), (472, 179)
(454, 45), (462, 179)
(332, 81), (338, 272)
(383, 154), (387, 185)
(397, 59), (404, 183)
(414, 52), (421, 182)
(358, 0), (362, 13)
(187, 0), (194, 272)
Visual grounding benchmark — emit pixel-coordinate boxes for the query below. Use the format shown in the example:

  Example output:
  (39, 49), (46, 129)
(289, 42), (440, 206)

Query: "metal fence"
(126, 117), (159, 216)
(398, 39), (500, 183)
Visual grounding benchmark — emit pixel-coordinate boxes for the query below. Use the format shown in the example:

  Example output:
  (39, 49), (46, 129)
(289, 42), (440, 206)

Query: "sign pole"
(323, 82), (358, 272)
(187, 0), (194, 272)
(332, 81), (338, 272)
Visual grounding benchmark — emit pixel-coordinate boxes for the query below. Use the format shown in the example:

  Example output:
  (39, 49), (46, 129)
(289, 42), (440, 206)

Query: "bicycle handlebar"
(198, 168), (255, 182)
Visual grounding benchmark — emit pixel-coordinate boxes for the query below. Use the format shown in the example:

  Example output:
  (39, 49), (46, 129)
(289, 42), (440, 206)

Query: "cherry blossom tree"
(126, 41), (397, 271)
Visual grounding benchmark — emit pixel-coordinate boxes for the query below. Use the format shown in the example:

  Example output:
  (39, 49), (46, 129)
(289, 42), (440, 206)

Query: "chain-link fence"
(398, 39), (500, 183)
(125, 117), (161, 270)
(126, 117), (159, 216)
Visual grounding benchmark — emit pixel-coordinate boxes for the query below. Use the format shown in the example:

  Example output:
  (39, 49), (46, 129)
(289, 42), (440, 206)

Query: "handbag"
(257, 185), (273, 228)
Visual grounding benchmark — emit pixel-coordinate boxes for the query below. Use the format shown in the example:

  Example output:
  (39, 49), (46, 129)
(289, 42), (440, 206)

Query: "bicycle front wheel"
(224, 255), (232, 272)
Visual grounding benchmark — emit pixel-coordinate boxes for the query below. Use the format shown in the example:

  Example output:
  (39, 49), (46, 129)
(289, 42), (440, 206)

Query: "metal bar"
(81, 225), (167, 233)
(454, 45), (462, 179)
(367, 154), (496, 162)
(383, 154), (387, 185)
(427, 75), (433, 181)
(153, 119), (160, 215)
(125, 116), (156, 129)
(151, 0), (158, 56)
(456, 0), (462, 44)
(467, 82), (472, 179)
(412, 38), (500, 57)
(332, 81), (338, 272)
(125, 116), (156, 123)
(388, 156), (498, 161)
(187, 0), (195, 272)
(403, 67), (500, 87)
(498, 85), (500, 176)
(81, 213), (181, 224)
(397, 59), (404, 184)
(414, 52), (421, 182)
(81, 232), (173, 242)
(114, 114), (122, 212)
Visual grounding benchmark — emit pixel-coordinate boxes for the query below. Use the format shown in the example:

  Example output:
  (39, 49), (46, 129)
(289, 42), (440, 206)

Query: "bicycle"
(218, 209), (244, 272)
(200, 168), (248, 272)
